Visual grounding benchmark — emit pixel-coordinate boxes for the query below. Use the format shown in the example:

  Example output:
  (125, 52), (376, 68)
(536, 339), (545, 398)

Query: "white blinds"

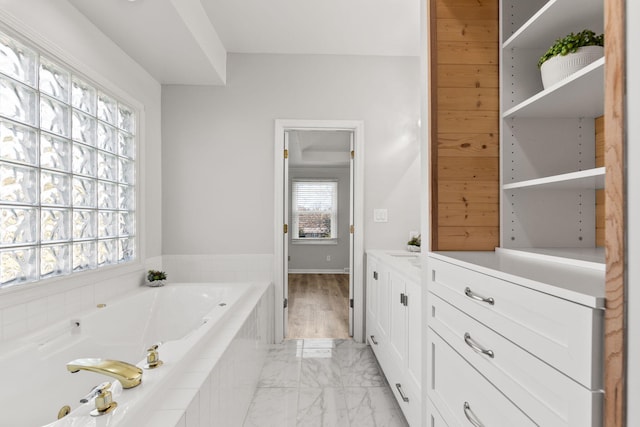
(292, 180), (338, 239)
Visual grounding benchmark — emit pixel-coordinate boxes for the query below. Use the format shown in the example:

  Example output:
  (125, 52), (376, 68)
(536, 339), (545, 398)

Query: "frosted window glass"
(39, 58), (70, 103)
(41, 133), (71, 172)
(73, 210), (96, 240)
(72, 77), (96, 115)
(0, 32), (37, 87)
(41, 244), (70, 278)
(41, 208), (71, 242)
(40, 96), (70, 137)
(73, 241), (96, 271)
(0, 247), (37, 286)
(0, 207), (37, 246)
(41, 170), (70, 206)
(72, 110), (96, 145)
(0, 77), (37, 126)
(72, 143), (96, 177)
(0, 119), (38, 165)
(72, 176), (96, 208)
(1, 162), (38, 204)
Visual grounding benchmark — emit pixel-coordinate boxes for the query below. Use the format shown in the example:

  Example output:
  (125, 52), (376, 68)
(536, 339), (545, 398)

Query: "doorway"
(274, 120), (365, 343)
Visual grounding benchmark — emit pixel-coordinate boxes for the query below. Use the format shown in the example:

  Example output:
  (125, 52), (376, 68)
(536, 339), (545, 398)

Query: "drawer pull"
(465, 287), (495, 305)
(395, 383), (409, 402)
(464, 333), (494, 358)
(463, 402), (485, 427)
(370, 335), (378, 345)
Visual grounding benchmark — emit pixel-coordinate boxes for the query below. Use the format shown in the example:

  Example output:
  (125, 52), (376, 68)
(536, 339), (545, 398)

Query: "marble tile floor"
(243, 339), (409, 427)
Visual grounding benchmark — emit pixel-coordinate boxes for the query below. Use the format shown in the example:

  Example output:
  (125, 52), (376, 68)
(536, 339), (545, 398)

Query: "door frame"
(274, 119), (365, 343)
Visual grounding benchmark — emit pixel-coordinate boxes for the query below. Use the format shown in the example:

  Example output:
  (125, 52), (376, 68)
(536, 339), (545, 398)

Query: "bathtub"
(0, 281), (272, 427)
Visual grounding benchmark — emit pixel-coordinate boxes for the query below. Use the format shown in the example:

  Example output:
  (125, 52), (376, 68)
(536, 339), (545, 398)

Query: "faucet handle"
(145, 344), (163, 369)
(80, 381), (111, 403)
(84, 382), (119, 417)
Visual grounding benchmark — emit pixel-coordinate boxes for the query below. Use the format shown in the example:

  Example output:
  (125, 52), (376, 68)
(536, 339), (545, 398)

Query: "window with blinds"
(0, 30), (137, 288)
(292, 180), (338, 241)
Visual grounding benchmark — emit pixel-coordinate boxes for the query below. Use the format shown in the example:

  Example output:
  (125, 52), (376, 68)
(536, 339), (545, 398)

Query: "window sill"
(291, 239), (339, 246)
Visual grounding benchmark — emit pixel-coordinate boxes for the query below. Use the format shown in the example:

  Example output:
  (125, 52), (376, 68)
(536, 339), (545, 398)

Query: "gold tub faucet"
(67, 358), (143, 389)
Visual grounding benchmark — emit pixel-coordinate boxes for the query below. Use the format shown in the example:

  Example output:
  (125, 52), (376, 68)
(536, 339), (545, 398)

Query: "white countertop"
(367, 249), (421, 282)
(429, 251), (605, 309)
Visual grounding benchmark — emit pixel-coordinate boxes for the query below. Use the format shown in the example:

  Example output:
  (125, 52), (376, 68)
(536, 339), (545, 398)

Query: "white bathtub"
(0, 281), (271, 427)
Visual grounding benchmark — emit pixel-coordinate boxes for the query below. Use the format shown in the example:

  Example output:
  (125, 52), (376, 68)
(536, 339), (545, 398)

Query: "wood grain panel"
(437, 226), (499, 250)
(604, 0), (626, 425)
(437, 19), (498, 42)
(438, 88), (500, 111)
(437, 110), (499, 133)
(438, 157), (499, 181)
(430, 0), (499, 250)
(438, 133), (499, 157)
(437, 42), (499, 65)
(435, 0), (498, 20)
(438, 181), (500, 204)
(438, 203), (499, 226)
(438, 64), (499, 88)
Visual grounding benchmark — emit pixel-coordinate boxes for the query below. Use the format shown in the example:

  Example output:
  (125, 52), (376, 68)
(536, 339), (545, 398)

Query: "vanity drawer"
(428, 257), (603, 389)
(429, 292), (603, 426)
(427, 330), (536, 427)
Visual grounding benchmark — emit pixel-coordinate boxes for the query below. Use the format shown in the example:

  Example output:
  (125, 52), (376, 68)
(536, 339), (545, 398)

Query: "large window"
(292, 180), (337, 242)
(0, 30), (136, 288)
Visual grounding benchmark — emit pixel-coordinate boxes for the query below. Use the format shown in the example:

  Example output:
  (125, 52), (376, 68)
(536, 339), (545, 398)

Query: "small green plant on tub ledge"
(146, 270), (167, 287)
(407, 235), (421, 252)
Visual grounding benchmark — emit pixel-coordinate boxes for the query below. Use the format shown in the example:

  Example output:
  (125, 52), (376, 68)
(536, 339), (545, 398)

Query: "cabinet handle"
(395, 383), (409, 402)
(463, 402), (485, 427)
(464, 287), (495, 305)
(464, 333), (494, 358)
(400, 292), (405, 305)
(370, 335), (378, 345)
(373, 271), (378, 280)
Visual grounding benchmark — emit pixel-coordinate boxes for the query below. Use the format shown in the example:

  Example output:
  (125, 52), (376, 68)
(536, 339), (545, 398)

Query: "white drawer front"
(426, 398), (450, 427)
(430, 292), (603, 426)
(428, 257), (603, 389)
(427, 330), (537, 427)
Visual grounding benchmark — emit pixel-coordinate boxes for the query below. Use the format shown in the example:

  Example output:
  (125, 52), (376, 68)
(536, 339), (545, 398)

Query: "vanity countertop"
(367, 249), (421, 282)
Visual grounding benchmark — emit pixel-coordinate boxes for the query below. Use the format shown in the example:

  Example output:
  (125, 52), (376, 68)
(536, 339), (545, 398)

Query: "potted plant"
(407, 235), (421, 252)
(146, 269), (167, 287)
(538, 29), (604, 89)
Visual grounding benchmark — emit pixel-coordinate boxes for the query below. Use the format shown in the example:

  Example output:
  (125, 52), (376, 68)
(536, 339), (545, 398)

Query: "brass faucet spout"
(66, 358), (143, 389)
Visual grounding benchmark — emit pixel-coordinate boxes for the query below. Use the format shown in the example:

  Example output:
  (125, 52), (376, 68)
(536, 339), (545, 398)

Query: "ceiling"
(288, 130), (351, 168)
(67, 0), (420, 85)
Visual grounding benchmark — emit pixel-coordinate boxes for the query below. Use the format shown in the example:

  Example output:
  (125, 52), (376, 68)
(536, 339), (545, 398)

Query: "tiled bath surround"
(0, 254), (273, 345)
(128, 281), (275, 427)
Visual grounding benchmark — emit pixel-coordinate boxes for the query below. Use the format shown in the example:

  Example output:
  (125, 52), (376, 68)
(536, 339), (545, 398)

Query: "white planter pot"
(540, 46), (604, 89)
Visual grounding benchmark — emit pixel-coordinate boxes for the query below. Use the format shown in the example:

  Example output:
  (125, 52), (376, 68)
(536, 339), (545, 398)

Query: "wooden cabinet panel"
(436, 19), (498, 42)
(437, 88), (499, 111)
(437, 133), (498, 157)
(437, 181), (499, 204)
(437, 202), (499, 227)
(434, 0), (498, 20)
(437, 157), (499, 181)
(436, 226), (499, 250)
(437, 64), (499, 88)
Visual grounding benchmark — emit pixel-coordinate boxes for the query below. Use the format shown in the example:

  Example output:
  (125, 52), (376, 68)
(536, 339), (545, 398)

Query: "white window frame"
(0, 27), (139, 290)
(291, 179), (338, 245)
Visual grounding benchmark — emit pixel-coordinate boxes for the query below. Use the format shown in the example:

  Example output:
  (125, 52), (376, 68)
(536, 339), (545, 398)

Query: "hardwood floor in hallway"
(287, 273), (350, 339)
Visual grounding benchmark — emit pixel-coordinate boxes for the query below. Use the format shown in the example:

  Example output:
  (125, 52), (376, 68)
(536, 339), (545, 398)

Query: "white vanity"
(425, 251), (604, 426)
(366, 250), (422, 427)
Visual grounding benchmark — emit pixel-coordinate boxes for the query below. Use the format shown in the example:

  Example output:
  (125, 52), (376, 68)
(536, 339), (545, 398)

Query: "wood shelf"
(503, 0), (604, 49)
(503, 57), (604, 119)
(503, 167), (605, 190)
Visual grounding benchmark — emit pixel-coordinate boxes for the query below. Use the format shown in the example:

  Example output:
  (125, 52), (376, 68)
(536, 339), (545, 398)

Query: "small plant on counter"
(407, 235), (421, 252)
(147, 270), (167, 282)
(538, 29), (604, 68)
(408, 235), (421, 247)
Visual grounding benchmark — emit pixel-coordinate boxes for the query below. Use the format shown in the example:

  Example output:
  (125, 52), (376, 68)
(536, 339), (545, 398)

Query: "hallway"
(243, 339), (408, 427)
(287, 274), (350, 339)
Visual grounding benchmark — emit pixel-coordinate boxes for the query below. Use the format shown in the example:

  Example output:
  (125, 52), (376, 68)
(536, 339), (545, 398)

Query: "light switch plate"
(373, 209), (388, 223)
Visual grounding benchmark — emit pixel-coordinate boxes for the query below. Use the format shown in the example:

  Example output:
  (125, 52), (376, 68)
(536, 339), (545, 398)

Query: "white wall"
(162, 53), (421, 256)
(0, 0), (162, 341)
(627, 1), (638, 424)
(288, 167), (350, 272)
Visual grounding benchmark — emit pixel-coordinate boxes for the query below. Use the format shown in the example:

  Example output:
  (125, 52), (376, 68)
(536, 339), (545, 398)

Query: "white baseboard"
(288, 269), (349, 274)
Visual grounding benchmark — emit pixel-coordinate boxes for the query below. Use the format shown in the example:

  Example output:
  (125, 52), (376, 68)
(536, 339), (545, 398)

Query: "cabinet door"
(366, 256), (379, 333)
(389, 271), (407, 367)
(377, 267), (391, 342)
(406, 278), (421, 391)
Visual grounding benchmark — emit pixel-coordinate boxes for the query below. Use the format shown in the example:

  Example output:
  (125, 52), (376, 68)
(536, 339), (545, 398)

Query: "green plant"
(147, 269), (167, 282)
(408, 235), (421, 247)
(538, 29), (604, 68)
